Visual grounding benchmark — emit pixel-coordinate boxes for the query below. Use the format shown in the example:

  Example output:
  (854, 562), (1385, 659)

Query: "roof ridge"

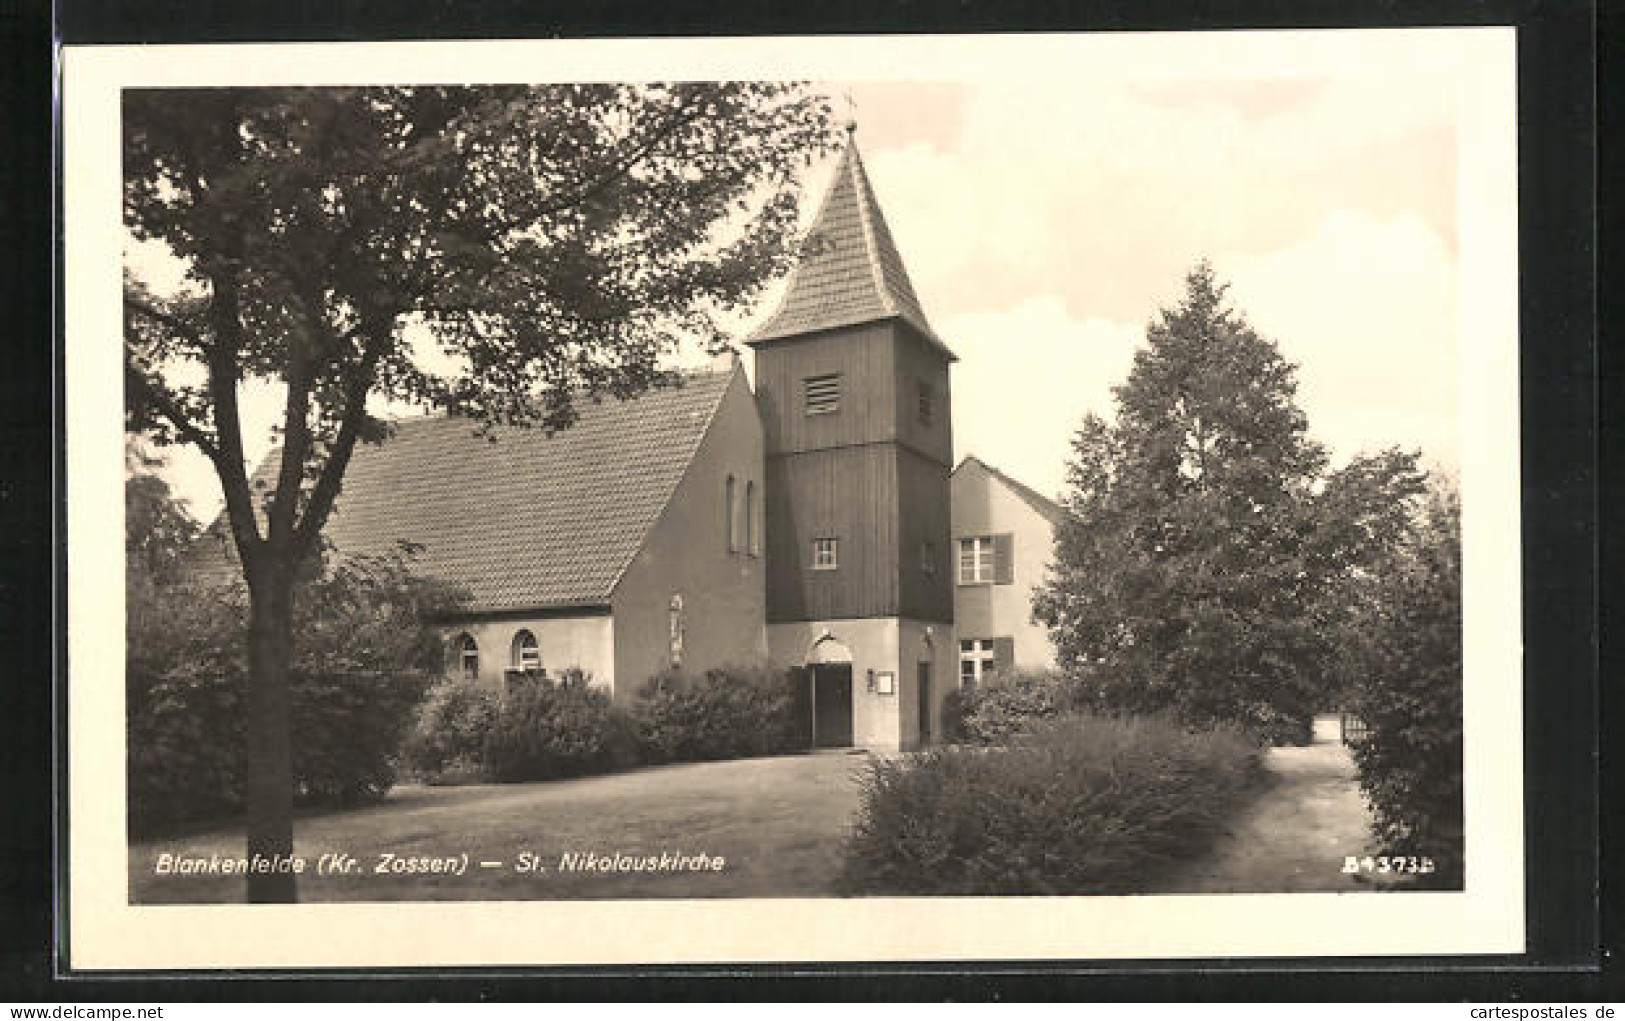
(747, 138), (955, 360)
(603, 362), (741, 597)
(956, 454), (1068, 523)
(848, 146), (896, 319)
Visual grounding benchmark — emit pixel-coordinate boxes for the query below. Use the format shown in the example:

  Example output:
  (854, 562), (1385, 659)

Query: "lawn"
(129, 752), (872, 903)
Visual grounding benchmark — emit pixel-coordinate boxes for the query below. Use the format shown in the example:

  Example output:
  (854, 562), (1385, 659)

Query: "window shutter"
(993, 636), (1015, 673)
(994, 533), (1015, 584)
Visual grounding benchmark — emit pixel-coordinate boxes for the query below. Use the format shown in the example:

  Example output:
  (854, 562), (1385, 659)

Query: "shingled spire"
(749, 132), (955, 359)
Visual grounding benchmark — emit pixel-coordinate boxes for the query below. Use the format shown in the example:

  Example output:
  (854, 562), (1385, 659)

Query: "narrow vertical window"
(725, 475), (737, 553)
(456, 633), (479, 681)
(745, 480), (758, 556)
(917, 380), (934, 425)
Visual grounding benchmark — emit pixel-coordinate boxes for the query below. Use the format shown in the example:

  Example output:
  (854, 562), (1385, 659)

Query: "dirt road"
(1159, 730), (1378, 894)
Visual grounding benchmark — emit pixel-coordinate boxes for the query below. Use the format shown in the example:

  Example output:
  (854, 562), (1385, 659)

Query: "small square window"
(812, 537), (839, 570)
(804, 374), (841, 415)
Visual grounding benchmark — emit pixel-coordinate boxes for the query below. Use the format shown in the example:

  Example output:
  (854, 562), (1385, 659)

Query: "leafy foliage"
(632, 664), (798, 764)
(839, 712), (1263, 895)
(938, 684), (976, 744)
(1033, 262), (1427, 744)
(479, 669), (640, 782)
(127, 468), (460, 831)
(122, 84), (836, 892)
(957, 668), (1086, 745)
(1346, 483), (1464, 887)
(400, 677), (503, 778)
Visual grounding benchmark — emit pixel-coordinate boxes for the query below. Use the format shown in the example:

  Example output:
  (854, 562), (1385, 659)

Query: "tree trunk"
(244, 565), (298, 903)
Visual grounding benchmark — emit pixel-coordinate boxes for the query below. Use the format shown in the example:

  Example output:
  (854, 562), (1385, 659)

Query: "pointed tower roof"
(749, 133), (955, 360)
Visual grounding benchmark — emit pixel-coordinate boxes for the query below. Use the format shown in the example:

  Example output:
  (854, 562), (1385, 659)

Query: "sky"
(141, 38), (1469, 518)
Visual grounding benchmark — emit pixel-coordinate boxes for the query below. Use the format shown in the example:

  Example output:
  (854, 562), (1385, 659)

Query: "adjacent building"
(950, 454), (1065, 685)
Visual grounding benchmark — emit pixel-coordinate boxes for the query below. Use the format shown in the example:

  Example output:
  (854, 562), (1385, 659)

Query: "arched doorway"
(795, 635), (854, 749)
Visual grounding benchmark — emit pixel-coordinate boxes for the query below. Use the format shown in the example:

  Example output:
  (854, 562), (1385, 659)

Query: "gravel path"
(1158, 729), (1379, 894)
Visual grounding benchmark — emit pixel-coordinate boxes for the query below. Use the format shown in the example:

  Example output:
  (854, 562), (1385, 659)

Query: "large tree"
(123, 84), (835, 900)
(1032, 262), (1425, 743)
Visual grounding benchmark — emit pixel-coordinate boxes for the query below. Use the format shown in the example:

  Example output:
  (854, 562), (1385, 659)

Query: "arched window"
(725, 475), (738, 553)
(456, 633), (479, 681)
(512, 629), (541, 673)
(745, 480), (758, 557)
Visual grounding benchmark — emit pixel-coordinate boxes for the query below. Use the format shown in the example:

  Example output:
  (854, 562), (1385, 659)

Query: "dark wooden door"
(788, 666), (813, 749)
(917, 662), (933, 745)
(812, 663), (853, 748)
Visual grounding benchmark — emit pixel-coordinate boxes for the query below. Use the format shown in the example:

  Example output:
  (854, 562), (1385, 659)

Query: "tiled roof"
(749, 135), (955, 359)
(954, 455), (1067, 525)
(193, 368), (737, 612)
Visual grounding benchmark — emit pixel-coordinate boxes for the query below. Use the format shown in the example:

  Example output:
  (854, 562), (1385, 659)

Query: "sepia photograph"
(63, 30), (1524, 968)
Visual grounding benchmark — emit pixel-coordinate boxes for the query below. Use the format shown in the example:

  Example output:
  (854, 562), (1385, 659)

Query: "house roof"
(195, 367), (738, 613)
(953, 455), (1068, 526)
(748, 133), (955, 360)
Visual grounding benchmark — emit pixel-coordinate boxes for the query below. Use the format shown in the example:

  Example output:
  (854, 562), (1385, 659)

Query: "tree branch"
(122, 356), (224, 464)
(290, 328), (389, 559)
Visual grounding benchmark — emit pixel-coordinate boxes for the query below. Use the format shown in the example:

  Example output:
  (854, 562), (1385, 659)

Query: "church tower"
(750, 130), (956, 752)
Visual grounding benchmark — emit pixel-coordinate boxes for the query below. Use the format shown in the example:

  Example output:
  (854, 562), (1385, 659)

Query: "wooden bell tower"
(749, 130), (956, 751)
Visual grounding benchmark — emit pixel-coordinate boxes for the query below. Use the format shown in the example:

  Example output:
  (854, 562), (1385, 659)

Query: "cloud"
(861, 70), (1455, 327)
(946, 296), (1143, 502)
(1223, 209), (1459, 469)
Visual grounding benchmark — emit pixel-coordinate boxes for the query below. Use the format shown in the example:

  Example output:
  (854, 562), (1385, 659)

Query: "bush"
(127, 657), (244, 833)
(480, 669), (639, 782)
(126, 544), (459, 834)
(1347, 486), (1463, 888)
(128, 658), (435, 832)
(938, 684), (975, 744)
(839, 711), (1264, 895)
(401, 677), (502, 778)
(959, 668), (1083, 744)
(633, 664), (798, 764)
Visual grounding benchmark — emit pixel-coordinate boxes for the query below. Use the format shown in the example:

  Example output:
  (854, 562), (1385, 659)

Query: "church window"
(959, 638), (996, 687)
(456, 633), (479, 681)
(745, 480), (759, 556)
(512, 629), (541, 673)
(921, 540), (937, 575)
(725, 475), (738, 552)
(804, 374), (842, 415)
(812, 537), (839, 570)
(918, 381), (934, 425)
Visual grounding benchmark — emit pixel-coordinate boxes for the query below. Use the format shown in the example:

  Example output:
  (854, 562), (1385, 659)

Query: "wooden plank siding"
(752, 322), (899, 455)
(891, 325), (955, 467)
(764, 445), (898, 622)
(896, 445), (954, 623)
(756, 318), (954, 626)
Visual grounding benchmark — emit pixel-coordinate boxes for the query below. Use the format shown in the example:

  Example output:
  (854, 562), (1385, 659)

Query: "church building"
(209, 133), (1054, 753)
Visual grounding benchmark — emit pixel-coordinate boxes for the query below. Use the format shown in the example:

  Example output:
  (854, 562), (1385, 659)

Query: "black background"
(0, 0), (1607, 1001)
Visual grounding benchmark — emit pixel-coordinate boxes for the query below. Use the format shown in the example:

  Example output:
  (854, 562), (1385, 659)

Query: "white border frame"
(65, 30), (1522, 970)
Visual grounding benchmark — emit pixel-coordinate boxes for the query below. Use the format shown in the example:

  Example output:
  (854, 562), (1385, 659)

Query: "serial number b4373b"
(1341, 855), (1435, 875)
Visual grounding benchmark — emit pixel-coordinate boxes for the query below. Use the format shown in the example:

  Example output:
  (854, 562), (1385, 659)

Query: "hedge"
(632, 664), (798, 764)
(128, 660), (431, 833)
(838, 711), (1264, 895)
(479, 669), (640, 782)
